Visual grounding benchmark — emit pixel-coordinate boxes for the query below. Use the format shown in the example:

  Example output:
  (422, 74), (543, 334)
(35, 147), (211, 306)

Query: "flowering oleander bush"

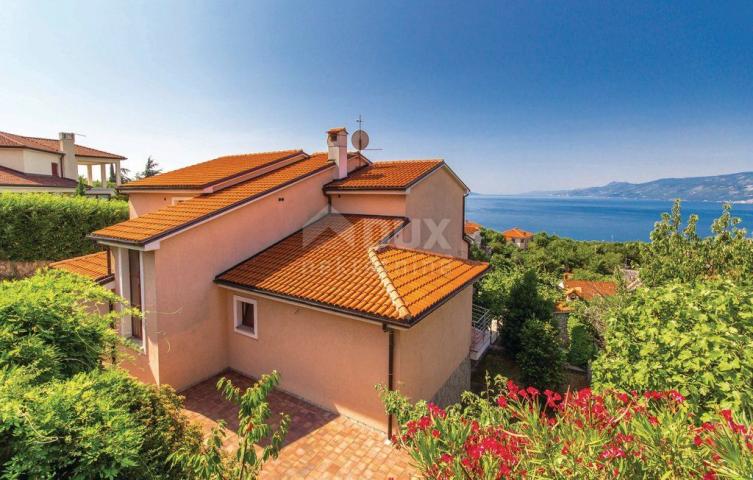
(380, 378), (753, 479)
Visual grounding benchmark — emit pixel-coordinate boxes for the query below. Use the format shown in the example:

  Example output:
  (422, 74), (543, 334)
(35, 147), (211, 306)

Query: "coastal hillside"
(542, 171), (753, 202)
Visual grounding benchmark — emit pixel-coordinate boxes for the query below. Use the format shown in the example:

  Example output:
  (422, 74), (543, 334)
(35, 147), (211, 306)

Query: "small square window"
(233, 296), (258, 339)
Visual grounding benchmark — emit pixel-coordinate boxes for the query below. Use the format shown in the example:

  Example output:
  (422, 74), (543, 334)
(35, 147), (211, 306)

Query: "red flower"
(431, 429), (440, 438)
(497, 396), (508, 408)
(694, 435), (703, 447)
(703, 472), (717, 480)
(526, 386), (540, 397)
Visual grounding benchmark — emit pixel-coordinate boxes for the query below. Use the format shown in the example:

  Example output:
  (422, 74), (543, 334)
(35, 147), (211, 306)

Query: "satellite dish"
(352, 129), (370, 151)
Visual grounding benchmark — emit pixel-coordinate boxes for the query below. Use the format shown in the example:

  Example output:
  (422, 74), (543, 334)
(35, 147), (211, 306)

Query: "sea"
(465, 195), (753, 242)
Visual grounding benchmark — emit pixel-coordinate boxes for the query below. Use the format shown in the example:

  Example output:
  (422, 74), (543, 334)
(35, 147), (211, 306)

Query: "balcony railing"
(470, 303), (499, 361)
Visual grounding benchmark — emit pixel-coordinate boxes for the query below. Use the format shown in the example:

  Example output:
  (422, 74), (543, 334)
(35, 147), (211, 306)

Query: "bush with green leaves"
(516, 318), (565, 391)
(566, 314), (599, 368)
(0, 270), (202, 479)
(592, 279), (753, 420)
(0, 193), (128, 261)
(641, 200), (753, 287)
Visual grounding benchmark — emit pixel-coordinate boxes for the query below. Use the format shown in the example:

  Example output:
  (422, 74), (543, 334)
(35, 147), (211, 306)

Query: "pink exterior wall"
(393, 286), (472, 402)
(149, 168), (335, 390)
(401, 167), (467, 257)
(225, 290), (390, 430)
(330, 193), (406, 217)
(127, 192), (199, 218)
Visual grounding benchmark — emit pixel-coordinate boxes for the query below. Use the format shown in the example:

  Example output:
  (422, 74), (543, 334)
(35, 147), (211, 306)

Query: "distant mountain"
(534, 171), (753, 203)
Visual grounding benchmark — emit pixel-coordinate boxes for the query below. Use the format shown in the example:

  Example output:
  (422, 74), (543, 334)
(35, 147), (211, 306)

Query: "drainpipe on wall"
(383, 323), (395, 441)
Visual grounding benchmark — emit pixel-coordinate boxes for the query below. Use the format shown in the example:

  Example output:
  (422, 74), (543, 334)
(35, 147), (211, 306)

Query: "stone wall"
(0, 260), (49, 280)
(431, 357), (471, 408)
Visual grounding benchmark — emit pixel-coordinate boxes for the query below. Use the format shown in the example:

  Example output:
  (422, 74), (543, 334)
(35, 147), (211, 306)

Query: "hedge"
(0, 193), (128, 261)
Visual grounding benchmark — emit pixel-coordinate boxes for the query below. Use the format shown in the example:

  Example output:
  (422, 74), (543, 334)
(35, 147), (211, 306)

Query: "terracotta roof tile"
(563, 279), (617, 300)
(91, 154), (333, 244)
(216, 214), (488, 324)
(0, 131), (125, 159)
(0, 165), (78, 188)
(50, 251), (112, 284)
(464, 221), (481, 235)
(502, 227), (534, 239)
(324, 160), (443, 191)
(121, 149), (303, 190)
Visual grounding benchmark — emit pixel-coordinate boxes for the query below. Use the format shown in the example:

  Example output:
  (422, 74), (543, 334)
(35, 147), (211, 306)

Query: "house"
(0, 131), (126, 194)
(502, 227), (534, 249)
(555, 273), (617, 314)
(464, 220), (482, 247)
(52, 127), (489, 434)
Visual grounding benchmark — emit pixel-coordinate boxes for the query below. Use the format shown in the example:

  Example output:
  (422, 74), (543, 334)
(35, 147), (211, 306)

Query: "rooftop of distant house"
(464, 221), (481, 235)
(50, 251), (113, 285)
(502, 227), (534, 239)
(0, 130), (126, 160)
(0, 165), (78, 188)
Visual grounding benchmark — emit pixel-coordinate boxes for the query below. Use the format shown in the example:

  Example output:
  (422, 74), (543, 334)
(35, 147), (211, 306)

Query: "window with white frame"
(233, 296), (258, 338)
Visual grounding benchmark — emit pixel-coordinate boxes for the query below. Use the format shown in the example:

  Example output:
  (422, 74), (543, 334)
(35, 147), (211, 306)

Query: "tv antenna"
(352, 114), (381, 152)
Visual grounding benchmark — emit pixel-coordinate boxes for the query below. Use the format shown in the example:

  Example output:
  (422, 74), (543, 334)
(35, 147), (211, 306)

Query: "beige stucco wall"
(0, 148), (61, 176)
(225, 290), (390, 430)
(126, 192), (200, 218)
(400, 167), (467, 257)
(393, 287), (473, 403)
(330, 193), (407, 217)
(148, 167), (335, 390)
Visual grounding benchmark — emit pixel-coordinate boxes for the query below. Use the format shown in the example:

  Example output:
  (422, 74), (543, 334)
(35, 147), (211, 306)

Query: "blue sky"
(1, 1), (752, 193)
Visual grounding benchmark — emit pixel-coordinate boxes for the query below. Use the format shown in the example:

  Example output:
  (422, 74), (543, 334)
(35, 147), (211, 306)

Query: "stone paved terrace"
(182, 370), (418, 479)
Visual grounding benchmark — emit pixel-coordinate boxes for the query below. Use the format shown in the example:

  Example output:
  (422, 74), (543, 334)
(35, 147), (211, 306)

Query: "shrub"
(381, 379), (753, 479)
(567, 315), (599, 368)
(0, 269), (131, 384)
(0, 193), (128, 261)
(0, 368), (201, 479)
(592, 279), (753, 420)
(516, 318), (565, 391)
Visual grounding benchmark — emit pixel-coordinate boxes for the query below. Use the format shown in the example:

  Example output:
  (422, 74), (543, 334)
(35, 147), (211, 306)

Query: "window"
(233, 296), (258, 338)
(128, 249), (143, 340)
(51, 163), (59, 177)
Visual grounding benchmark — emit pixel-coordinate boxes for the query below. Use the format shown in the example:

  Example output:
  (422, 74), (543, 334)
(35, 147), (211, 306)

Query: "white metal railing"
(470, 304), (499, 360)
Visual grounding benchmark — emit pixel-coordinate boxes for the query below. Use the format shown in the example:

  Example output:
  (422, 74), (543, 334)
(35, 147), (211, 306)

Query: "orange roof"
(91, 154), (333, 245)
(0, 165), (78, 188)
(324, 160), (444, 191)
(120, 149), (303, 190)
(464, 221), (481, 235)
(50, 251), (113, 284)
(563, 279), (617, 301)
(0, 131), (125, 159)
(502, 227), (534, 239)
(216, 214), (489, 325)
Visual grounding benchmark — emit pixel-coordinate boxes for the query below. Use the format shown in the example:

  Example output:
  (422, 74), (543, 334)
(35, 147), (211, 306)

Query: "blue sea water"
(465, 196), (753, 242)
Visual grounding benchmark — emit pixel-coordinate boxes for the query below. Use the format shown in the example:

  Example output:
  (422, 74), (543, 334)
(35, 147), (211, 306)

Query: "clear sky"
(1, 1), (752, 194)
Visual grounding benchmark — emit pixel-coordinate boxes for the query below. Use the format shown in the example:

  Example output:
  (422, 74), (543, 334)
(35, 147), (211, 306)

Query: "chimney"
(58, 132), (77, 180)
(327, 127), (348, 179)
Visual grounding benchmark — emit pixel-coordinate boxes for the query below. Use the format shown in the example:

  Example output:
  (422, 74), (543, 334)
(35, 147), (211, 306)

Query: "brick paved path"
(182, 370), (418, 479)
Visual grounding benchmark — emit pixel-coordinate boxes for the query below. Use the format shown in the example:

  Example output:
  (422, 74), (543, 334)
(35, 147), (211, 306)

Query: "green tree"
(641, 200), (753, 287)
(516, 318), (565, 390)
(75, 176), (87, 196)
(136, 156), (162, 179)
(592, 279), (753, 420)
(499, 270), (554, 355)
(171, 372), (290, 480)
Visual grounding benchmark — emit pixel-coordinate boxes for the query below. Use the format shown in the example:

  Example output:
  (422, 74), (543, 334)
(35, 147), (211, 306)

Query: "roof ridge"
(380, 244), (489, 266)
(368, 245), (412, 321)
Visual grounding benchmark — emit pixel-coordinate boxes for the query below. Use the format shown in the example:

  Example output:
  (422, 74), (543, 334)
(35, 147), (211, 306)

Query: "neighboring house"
(464, 220), (482, 247)
(52, 127), (489, 434)
(502, 227), (534, 249)
(554, 274), (617, 344)
(0, 131), (126, 194)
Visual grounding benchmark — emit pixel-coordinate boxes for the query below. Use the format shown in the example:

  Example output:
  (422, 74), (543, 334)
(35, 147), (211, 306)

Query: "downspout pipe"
(383, 323), (395, 440)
